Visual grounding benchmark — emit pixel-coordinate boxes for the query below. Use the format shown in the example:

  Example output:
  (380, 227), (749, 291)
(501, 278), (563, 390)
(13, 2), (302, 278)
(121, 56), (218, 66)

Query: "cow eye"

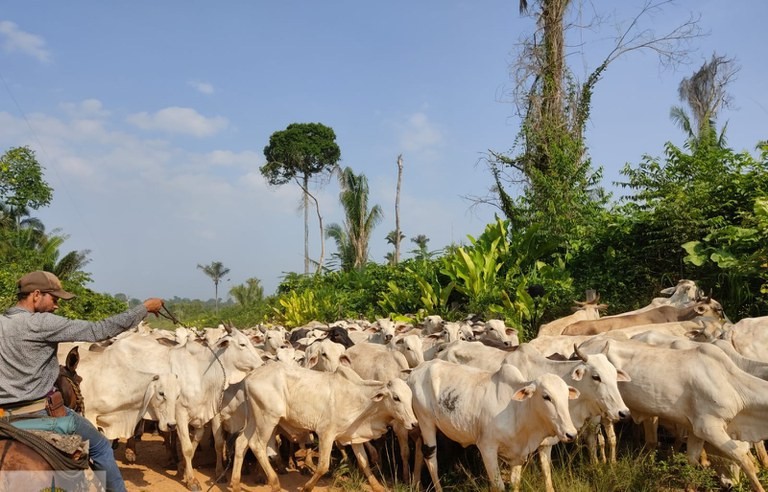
(592, 375), (601, 382)
(158, 391), (165, 397)
(393, 395), (401, 402)
(543, 394), (551, 402)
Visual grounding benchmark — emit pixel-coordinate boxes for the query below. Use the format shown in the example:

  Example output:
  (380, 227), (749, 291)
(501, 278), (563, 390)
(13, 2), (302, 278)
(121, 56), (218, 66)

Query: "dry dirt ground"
(119, 434), (345, 492)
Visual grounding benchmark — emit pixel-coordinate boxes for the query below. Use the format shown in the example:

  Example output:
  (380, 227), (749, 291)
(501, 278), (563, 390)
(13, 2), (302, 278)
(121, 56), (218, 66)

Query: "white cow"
(438, 340), (630, 491)
(408, 359), (579, 492)
(437, 339), (511, 372)
(80, 325), (262, 490)
(537, 297), (607, 337)
(602, 278), (703, 318)
(303, 338), (349, 372)
(229, 364), (418, 492)
(393, 334), (425, 368)
(478, 319), (519, 347)
(720, 316), (768, 362)
(502, 344), (630, 492)
(76, 340), (181, 442)
(578, 337), (768, 492)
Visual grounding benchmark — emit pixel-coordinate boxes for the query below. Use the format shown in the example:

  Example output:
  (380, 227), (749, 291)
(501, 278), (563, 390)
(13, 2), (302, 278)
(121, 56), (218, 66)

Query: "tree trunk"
(395, 154), (403, 264)
(303, 173), (310, 274)
(214, 281), (219, 314)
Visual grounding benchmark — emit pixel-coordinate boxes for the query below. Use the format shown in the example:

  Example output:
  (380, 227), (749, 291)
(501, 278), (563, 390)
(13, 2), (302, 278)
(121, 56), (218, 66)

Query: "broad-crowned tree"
(261, 123), (341, 274)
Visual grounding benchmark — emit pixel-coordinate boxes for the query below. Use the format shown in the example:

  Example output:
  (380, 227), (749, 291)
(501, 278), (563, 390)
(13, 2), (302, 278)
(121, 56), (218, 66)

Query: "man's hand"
(143, 298), (164, 314)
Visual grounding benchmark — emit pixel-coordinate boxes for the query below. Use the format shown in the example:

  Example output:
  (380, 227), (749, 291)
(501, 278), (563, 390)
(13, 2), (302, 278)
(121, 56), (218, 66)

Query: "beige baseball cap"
(17, 271), (76, 300)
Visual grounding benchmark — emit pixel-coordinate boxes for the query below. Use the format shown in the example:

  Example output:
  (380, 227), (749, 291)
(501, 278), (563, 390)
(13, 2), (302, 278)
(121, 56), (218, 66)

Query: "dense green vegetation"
(2, 138), (766, 335)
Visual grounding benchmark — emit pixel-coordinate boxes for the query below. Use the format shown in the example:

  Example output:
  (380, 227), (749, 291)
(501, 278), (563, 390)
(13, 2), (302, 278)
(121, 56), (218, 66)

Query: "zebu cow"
(394, 334), (425, 368)
(229, 364), (418, 492)
(602, 278), (703, 318)
(303, 338), (349, 372)
(578, 337), (768, 492)
(478, 319), (519, 347)
(562, 298), (725, 335)
(438, 341), (630, 491)
(537, 297), (607, 337)
(408, 359), (579, 492)
(719, 316), (768, 362)
(79, 326), (262, 490)
(344, 340), (413, 481)
(77, 341), (181, 441)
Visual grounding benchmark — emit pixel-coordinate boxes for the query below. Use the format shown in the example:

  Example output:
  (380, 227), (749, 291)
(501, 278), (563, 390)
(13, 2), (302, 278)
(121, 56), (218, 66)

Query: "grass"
(327, 429), (768, 492)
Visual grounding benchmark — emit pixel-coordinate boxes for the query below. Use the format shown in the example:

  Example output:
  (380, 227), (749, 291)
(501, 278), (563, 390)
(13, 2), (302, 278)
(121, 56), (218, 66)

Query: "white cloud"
(188, 80), (214, 94)
(206, 149), (262, 169)
(0, 20), (50, 62)
(126, 107), (228, 137)
(59, 99), (110, 118)
(398, 112), (443, 153)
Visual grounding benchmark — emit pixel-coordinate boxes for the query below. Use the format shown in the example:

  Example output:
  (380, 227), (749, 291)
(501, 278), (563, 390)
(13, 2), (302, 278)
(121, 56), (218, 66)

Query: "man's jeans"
(11, 408), (127, 492)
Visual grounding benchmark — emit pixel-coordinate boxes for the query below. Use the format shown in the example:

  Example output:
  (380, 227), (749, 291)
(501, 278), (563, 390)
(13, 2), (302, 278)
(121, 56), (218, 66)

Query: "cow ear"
(616, 369), (631, 382)
(400, 368), (412, 379)
(339, 355), (353, 367)
(570, 366), (585, 381)
(305, 354), (319, 368)
(512, 384), (536, 401)
(694, 304), (708, 315)
(568, 386), (580, 400)
(372, 392), (386, 402)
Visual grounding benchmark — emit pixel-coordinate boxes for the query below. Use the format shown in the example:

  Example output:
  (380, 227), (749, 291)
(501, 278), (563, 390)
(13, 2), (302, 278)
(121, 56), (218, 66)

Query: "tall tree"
(197, 261), (231, 313)
(325, 167), (383, 271)
(670, 53), (738, 150)
(0, 146), (53, 214)
(261, 123), (341, 274)
(394, 154), (404, 264)
(484, 1), (702, 240)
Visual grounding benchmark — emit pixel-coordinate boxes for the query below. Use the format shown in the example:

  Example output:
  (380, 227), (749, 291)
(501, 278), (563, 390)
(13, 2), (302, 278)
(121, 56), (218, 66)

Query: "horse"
(0, 346), (89, 489)
(56, 346), (85, 414)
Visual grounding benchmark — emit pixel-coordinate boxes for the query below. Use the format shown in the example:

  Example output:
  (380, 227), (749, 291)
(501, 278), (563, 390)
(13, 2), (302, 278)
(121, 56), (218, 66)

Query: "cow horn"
(224, 322), (234, 334)
(574, 343), (589, 362)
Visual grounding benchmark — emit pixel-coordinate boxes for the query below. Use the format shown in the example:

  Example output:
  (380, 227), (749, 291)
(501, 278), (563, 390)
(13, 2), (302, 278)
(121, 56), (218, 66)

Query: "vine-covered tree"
(261, 123), (341, 274)
(484, 0), (702, 241)
(197, 261), (230, 313)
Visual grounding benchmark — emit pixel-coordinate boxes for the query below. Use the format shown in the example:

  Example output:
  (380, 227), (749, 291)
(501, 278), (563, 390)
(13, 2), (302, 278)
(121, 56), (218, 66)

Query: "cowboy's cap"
(17, 271), (76, 300)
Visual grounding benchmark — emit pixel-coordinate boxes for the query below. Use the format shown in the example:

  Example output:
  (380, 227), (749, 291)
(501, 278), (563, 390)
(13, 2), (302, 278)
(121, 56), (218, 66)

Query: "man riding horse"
(0, 270), (163, 492)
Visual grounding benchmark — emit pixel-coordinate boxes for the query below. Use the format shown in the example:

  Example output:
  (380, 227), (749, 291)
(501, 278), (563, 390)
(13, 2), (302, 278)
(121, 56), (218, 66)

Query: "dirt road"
(119, 434), (340, 492)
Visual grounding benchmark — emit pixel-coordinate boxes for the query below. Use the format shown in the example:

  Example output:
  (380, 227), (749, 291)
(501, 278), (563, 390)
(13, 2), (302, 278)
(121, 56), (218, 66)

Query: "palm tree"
(229, 277), (264, 308)
(670, 53), (738, 150)
(325, 167), (383, 271)
(386, 230), (406, 266)
(197, 261), (231, 313)
(410, 234), (431, 261)
(325, 223), (355, 271)
(38, 231), (91, 280)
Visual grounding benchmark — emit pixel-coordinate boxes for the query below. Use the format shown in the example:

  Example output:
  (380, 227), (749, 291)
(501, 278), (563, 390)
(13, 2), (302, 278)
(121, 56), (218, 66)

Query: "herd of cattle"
(55, 279), (768, 492)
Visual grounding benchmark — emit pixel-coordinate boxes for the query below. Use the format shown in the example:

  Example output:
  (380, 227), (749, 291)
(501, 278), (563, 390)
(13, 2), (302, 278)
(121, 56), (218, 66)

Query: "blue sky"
(1, 1), (766, 301)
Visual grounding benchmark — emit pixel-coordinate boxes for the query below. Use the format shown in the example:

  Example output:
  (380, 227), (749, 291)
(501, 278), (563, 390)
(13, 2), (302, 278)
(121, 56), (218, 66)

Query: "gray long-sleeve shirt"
(0, 304), (148, 405)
